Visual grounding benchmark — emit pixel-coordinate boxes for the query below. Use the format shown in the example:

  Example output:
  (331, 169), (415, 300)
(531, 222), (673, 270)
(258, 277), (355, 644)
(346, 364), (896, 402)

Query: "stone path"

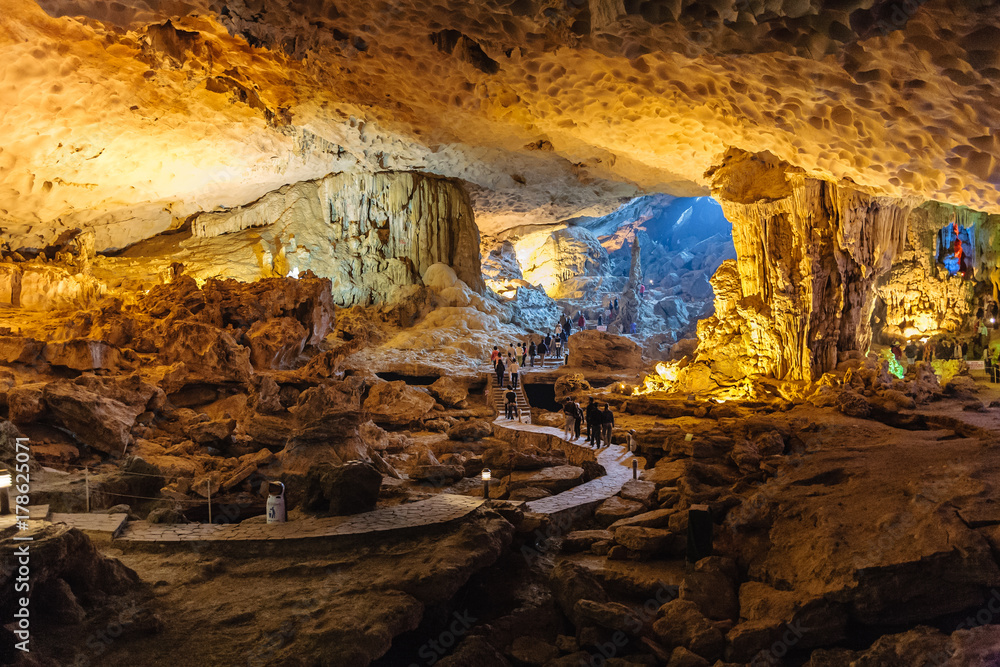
(50, 512), (129, 536)
(114, 494), (483, 544)
(493, 419), (637, 515)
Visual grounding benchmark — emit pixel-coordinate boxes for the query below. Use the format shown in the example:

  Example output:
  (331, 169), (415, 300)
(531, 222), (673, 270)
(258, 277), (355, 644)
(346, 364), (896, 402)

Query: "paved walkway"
(493, 419), (637, 515)
(114, 494), (484, 543)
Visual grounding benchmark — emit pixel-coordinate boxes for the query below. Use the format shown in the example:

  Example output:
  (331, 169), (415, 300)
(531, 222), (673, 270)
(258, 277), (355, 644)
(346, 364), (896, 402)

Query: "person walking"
(520, 342), (527, 366)
(529, 339), (537, 367)
(509, 357), (520, 389)
(597, 313), (603, 327)
(573, 400), (583, 440)
(555, 322), (562, 337)
(505, 386), (518, 420)
(554, 335), (562, 360)
(490, 345), (499, 369)
(507, 342), (517, 360)
(639, 283), (645, 297)
(904, 340), (918, 367)
(538, 339), (548, 366)
(577, 312), (585, 329)
(600, 404), (614, 447)
(586, 399), (601, 447)
(562, 399), (577, 440)
(495, 356), (505, 387)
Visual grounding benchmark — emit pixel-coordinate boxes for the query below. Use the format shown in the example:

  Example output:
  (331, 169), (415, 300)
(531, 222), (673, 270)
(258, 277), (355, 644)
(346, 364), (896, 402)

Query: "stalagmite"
(698, 150), (914, 381)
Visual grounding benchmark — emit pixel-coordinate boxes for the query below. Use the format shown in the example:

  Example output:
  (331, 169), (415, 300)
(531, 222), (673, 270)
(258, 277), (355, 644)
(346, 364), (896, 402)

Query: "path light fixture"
(0, 467), (11, 516)
(482, 468), (491, 501)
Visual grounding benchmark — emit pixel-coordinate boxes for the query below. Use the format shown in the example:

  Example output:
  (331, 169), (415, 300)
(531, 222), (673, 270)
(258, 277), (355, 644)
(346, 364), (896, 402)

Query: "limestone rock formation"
(698, 150), (913, 381)
(566, 330), (642, 370)
(875, 201), (989, 341)
(107, 172), (484, 307)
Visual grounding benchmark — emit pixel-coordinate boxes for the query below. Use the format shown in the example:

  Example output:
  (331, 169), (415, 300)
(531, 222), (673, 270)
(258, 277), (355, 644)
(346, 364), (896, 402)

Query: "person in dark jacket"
(495, 357), (505, 387)
(573, 400), (583, 440)
(600, 404), (614, 447)
(586, 399), (601, 447)
(528, 340), (537, 367)
(505, 386), (518, 420)
(538, 340), (548, 366)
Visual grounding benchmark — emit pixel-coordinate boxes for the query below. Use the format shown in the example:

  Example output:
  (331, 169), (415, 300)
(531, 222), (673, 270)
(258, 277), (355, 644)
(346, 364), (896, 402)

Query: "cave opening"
(482, 194), (736, 343)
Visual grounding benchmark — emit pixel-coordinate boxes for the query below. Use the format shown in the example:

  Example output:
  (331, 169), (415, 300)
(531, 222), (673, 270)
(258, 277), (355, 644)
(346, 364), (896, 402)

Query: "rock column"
(699, 150), (913, 381)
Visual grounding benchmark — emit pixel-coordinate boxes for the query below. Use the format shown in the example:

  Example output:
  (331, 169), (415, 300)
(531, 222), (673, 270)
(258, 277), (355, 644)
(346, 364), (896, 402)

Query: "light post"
(482, 468), (491, 501)
(0, 467), (11, 516)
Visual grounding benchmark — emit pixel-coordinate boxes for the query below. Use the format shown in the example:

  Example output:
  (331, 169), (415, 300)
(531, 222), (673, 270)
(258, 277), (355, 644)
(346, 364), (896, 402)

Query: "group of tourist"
(559, 398), (615, 448)
(596, 297), (620, 328)
(890, 337), (966, 367)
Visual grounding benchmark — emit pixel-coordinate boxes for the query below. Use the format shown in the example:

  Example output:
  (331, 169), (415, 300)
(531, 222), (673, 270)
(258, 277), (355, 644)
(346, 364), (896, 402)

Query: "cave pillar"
(701, 150), (913, 381)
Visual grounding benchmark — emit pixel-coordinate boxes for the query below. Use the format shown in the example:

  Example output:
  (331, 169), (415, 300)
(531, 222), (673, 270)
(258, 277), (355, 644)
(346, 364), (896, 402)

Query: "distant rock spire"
(627, 235), (642, 291)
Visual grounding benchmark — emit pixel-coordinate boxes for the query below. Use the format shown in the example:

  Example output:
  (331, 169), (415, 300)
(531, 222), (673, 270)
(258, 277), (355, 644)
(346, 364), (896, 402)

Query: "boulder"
(302, 461), (382, 515)
(680, 568), (738, 621)
(804, 625), (1000, 666)
(595, 496), (646, 526)
(147, 507), (188, 524)
(246, 317), (308, 369)
(572, 598), (645, 636)
(613, 526), (683, 557)
(437, 636), (510, 667)
(428, 376), (469, 408)
(836, 391), (871, 418)
(608, 508), (676, 530)
(363, 380), (435, 426)
(157, 321), (254, 384)
(508, 487), (551, 502)
(667, 646), (710, 667)
(8, 384), (44, 424)
(0, 524), (146, 632)
(554, 373), (591, 401)
(42, 339), (132, 371)
(410, 464), (466, 484)
(562, 530), (614, 552)
(43, 381), (145, 455)
(0, 335), (44, 363)
(566, 330), (642, 370)
(508, 636), (558, 665)
(448, 420), (492, 442)
(652, 599), (724, 662)
(507, 465), (584, 493)
(619, 479), (657, 506)
(549, 561), (609, 626)
(186, 418), (236, 444)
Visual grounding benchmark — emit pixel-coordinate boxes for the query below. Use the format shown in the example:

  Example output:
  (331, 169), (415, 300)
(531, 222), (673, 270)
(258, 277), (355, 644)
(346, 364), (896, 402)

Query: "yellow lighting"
(481, 468), (491, 481)
(632, 361), (681, 395)
(0, 469), (10, 488)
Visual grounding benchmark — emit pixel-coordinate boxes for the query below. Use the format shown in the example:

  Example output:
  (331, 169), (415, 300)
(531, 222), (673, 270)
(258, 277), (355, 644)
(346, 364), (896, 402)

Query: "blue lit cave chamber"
(938, 219), (975, 277)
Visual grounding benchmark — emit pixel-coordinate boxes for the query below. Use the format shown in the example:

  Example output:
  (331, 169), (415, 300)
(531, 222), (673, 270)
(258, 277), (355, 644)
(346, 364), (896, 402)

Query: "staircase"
(483, 364), (532, 423)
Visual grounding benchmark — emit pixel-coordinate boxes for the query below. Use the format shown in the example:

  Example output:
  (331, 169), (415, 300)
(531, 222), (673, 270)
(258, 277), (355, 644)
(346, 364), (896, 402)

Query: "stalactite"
(185, 171), (485, 305)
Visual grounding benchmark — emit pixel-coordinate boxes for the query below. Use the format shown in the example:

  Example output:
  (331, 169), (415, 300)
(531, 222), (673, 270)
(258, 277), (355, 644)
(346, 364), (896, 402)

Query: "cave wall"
(698, 150), (912, 381)
(103, 171), (485, 307)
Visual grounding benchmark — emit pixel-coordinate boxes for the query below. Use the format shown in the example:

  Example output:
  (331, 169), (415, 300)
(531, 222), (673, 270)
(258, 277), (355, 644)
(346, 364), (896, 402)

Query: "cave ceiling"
(2, 0), (1000, 252)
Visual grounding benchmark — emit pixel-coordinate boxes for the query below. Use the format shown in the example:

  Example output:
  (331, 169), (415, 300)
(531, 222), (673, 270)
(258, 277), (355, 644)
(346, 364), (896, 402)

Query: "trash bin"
(687, 504), (712, 563)
(266, 481), (286, 524)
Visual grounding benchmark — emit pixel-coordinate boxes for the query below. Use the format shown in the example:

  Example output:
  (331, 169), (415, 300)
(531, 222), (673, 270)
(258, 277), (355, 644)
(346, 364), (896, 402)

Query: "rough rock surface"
(566, 330), (642, 370)
(5, 1), (1000, 249)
